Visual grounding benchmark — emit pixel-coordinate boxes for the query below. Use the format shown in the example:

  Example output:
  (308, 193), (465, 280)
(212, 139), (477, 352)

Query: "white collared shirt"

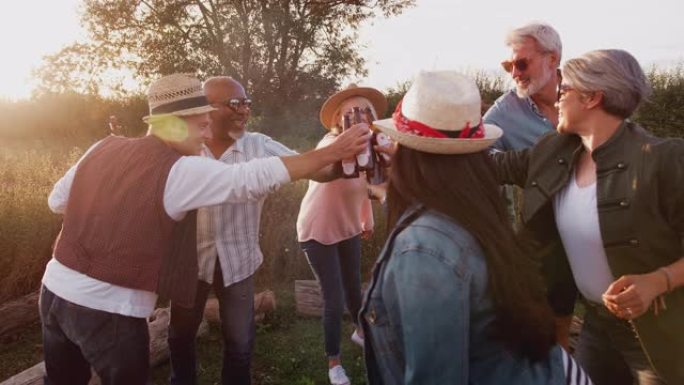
(197, 132), (297, 287)
(43, 137), (291, 318)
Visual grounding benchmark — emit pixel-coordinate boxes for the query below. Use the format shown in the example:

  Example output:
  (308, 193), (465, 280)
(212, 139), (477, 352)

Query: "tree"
(35, 0), (414, 118)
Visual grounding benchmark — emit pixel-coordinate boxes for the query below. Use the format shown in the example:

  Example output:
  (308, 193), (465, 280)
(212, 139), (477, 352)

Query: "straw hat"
(143, 73), (216, 122)
(373, 71), (502, 154)
(319, 84), (387, 129)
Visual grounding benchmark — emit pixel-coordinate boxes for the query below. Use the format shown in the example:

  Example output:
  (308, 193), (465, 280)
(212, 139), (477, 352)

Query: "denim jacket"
(360, 206), (566, 385)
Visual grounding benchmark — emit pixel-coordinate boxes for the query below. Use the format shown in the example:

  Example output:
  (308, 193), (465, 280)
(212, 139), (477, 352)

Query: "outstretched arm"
(280, 123), (370, 181)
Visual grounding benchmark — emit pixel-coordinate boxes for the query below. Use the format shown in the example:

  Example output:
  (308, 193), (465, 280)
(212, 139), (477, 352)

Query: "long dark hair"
(387, 145), (556, 361)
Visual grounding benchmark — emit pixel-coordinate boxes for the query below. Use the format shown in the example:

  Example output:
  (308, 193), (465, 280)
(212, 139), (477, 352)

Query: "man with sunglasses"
(168, 76), (338, 385)
(483, 22), (577, 350)
(484, 22), (562, 152)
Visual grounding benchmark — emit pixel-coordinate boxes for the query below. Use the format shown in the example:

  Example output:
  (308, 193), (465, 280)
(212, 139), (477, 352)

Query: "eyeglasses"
(556, 71), (577, 102)
(557, 84), (576, 101)
(220, 98), (252, 111)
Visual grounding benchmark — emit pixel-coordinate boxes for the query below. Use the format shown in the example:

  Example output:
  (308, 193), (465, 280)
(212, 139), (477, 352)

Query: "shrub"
(0, 66), (682, 301)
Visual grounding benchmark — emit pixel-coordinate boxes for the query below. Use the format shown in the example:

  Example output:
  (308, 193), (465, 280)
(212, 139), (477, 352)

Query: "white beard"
(516, 64), (553, 98)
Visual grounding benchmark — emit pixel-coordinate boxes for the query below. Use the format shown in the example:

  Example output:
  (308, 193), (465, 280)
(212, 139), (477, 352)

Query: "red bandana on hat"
(392, 99), (485, 139)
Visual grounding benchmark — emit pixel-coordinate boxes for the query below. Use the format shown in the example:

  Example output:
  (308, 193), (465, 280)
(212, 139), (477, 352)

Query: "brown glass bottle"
(353, 107), (374, 171)
(340, 112), (359, 178)
(363, 107), (388, 185)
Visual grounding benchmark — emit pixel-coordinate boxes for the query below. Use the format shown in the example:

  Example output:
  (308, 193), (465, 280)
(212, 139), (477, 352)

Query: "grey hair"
(505, 22), (562, 60)
(562, 49), (651, 119)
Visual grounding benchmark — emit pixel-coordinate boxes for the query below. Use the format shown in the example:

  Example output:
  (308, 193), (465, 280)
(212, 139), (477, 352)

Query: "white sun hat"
(143, 73), (217, 122)
(373, 71), (502, 154)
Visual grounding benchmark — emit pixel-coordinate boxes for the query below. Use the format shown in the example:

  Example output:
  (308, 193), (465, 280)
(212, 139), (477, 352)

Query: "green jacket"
(493, 121), (684, 383)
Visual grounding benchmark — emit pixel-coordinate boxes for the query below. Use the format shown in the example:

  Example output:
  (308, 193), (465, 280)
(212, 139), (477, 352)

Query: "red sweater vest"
(54, 135), (198, 307)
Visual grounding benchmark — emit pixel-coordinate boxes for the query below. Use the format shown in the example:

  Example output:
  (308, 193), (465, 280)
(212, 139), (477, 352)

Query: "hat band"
(150, 95), (210, 115)
(392, 99), (484, 139)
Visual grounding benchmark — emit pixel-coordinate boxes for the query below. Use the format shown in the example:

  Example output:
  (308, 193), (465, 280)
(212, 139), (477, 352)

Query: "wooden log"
(294, 280), (325, 317)
(147, 307), (209, 367)
(203, 290), (276, 324)
(0, 292), (39, 339)
(294, 280), (368, 317)
(0, 362), (44, 385)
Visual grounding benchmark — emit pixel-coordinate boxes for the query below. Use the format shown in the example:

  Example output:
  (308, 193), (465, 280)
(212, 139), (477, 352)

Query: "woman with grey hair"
(493, 49), (684, 385)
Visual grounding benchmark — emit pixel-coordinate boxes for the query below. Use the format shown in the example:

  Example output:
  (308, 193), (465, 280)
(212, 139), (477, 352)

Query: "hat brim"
(142, 105), (217, 123)
(373, 118), (502, 155)
(320, 87), (387, 129)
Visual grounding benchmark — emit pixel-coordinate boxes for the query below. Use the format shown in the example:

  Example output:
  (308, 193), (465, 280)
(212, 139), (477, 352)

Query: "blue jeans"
(39, 285), (150, 385)
(575, 304), (665, 385)
(168, 261), (255, 385)
(300, 236), (362, 358)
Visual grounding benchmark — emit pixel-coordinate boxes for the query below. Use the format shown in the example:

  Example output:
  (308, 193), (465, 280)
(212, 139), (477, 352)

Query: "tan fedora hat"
(373, 71), (502, 154)
(319, 84), (387, 129)
(143, 73), (217, 122)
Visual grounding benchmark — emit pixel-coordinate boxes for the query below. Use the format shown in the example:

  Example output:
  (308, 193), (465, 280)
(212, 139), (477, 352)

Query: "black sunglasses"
(222, 98), (252, 111)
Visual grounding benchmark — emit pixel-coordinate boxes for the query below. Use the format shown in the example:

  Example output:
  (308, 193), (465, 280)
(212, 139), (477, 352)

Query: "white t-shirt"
(553, 173), (615, 304)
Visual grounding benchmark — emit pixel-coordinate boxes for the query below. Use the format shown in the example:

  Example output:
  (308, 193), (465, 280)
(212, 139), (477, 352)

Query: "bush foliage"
(0, 67), (682, 302)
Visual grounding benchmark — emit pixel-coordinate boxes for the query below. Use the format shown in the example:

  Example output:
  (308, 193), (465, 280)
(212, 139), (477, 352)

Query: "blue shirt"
(484, 90), (555, 151)
(361, 206), (567, 385)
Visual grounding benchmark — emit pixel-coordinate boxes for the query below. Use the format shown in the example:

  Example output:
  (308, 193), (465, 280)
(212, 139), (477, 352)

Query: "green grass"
(151, 284), (367, 385)
(0, 320), (43, 380)
(0, 285), (367, 385)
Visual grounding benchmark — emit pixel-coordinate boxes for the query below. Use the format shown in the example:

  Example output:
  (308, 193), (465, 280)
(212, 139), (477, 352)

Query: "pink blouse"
(296, 134), (374, 244)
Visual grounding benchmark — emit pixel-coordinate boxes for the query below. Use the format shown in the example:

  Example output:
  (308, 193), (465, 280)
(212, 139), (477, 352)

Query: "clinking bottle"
(374, 132), (392, 166)
(352, 106), (374, 171)
(340, 112), (359, 178)
(364, 107), (390, 185)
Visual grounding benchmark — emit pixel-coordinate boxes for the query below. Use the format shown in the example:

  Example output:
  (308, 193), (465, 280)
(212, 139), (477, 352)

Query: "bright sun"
(0, 1), (83, 100)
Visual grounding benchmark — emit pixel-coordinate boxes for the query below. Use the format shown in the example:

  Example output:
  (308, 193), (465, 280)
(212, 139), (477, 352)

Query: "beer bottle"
(363, 107), (388, 185)
(340, 112), (359, 178)
(353, 107), (374, 171)
(374, 132), (393, 166)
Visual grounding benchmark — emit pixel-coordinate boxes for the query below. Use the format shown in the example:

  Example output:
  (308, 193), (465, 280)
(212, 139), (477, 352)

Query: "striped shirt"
(197, 132), (298, 286)
(561, 347), (594, 385)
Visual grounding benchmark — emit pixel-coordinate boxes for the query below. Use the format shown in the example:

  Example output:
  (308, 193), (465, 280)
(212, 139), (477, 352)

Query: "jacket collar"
(590, 120), (629, 167)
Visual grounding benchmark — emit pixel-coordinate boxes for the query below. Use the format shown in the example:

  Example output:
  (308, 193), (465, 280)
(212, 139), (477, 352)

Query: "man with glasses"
(484, 22), (577, 350)
(168, 76), (337, 385)
(42, 73), (370, 385)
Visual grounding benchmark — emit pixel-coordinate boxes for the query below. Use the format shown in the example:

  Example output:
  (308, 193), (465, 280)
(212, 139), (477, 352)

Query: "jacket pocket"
(597, 197), (631, 213)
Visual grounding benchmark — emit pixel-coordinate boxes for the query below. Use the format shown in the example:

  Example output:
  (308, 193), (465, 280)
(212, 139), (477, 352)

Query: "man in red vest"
(40, 73), (369, 385)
